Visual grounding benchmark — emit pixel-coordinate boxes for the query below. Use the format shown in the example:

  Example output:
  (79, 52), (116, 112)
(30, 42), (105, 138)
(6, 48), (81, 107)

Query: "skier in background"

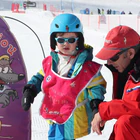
(91, 25), (140, 140)
(21, 13), (106, 140)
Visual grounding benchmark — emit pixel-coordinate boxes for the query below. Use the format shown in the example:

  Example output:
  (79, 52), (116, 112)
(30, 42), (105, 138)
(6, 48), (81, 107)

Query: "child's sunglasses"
(55, 37), (79, 44)
(109, 49), (129, 62)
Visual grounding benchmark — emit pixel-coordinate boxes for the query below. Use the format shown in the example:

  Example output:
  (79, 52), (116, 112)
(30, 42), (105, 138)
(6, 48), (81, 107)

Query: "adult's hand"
(91, 112), (106, 135)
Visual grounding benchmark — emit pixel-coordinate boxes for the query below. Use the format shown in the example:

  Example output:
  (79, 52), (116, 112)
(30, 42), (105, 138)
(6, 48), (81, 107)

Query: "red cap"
(96, 25), (140, 60)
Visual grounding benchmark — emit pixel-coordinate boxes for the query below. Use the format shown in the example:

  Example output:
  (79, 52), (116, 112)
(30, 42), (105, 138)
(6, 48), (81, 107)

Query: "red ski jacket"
(99, 55), (140, 121)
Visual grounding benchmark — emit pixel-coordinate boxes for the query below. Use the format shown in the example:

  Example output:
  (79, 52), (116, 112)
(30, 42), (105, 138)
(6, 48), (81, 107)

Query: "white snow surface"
(0, 0), (140, 139)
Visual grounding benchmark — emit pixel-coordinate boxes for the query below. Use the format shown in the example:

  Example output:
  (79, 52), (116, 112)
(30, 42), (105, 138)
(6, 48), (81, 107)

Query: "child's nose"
(64, 41), (69, 45)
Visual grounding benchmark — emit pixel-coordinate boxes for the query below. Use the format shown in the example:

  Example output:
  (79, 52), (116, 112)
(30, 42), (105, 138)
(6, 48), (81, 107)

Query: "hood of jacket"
(50, 47), (93, 76)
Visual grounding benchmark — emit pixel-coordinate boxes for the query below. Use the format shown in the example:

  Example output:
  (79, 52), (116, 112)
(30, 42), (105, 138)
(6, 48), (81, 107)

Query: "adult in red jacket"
(91, 25), (140, 140)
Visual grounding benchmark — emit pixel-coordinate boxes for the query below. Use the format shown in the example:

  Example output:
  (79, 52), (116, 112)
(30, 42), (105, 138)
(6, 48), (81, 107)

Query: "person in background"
(129, 11), (132, 14)
(23, 2), (27, 10)
(91, 25), (140, 140)
(101, 9), (104, 15)
(121, 11), (125, 14)
(98, 8), (101, 14)
(21, 13), (106, 140)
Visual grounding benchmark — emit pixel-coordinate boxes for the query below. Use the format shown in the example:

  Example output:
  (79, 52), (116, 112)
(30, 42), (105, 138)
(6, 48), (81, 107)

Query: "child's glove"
(90, 99), (104, 131)
(21, 84), (37, 111)
(90, 99), (102, 111)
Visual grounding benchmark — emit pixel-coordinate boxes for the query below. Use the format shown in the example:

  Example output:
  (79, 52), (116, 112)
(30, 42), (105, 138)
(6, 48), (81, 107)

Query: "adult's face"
(107, 48), (135, 73)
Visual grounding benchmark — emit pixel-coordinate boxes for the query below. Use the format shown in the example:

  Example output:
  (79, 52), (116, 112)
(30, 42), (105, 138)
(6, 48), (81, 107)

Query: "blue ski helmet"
(50, 13), (84, 50)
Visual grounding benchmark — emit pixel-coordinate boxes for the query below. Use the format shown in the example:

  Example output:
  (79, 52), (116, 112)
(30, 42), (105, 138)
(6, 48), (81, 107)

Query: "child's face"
(55, 32), (78, 56)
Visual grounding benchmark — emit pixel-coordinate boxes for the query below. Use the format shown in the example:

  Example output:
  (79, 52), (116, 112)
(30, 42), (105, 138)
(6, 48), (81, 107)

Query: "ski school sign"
(0, 17), (31, 139)
(0, 33), (17, 56)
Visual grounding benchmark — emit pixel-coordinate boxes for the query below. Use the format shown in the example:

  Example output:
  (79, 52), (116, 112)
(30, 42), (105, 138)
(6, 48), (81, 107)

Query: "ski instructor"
(91, 25), (140, 140)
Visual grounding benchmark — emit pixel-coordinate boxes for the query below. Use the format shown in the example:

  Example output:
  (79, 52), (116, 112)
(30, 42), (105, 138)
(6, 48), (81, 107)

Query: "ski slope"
(0, 2), (139, 139)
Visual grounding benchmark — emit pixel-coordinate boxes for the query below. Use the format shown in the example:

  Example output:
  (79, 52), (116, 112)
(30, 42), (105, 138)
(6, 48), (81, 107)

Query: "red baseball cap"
(96, 25), (140, 60)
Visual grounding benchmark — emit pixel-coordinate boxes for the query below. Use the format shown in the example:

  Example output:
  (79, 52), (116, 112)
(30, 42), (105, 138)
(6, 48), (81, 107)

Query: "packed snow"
(0, 0), (140, 139)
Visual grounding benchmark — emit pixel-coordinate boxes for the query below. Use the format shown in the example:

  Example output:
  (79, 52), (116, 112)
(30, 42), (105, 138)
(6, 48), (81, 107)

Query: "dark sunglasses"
(55, 37), (79, 44)
(110, 49), (129, 62)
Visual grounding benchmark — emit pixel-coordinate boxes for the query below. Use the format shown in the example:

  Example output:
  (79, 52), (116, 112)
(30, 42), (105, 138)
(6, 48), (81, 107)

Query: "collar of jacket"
(129, 51), (140, 82)
(50, 50), (91, 74)
(105, 49), (140, 82)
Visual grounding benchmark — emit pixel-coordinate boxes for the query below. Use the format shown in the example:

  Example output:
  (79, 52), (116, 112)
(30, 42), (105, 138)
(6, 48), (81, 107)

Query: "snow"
(2, 0), (140, 14)
(0, 0), (139, 139)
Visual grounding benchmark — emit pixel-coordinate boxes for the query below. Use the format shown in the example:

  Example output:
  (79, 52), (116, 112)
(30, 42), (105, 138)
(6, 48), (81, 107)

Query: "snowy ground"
(0, 1), (139, 139)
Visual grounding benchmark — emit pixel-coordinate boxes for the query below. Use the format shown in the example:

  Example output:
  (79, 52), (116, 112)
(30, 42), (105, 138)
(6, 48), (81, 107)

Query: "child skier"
(21, 13), (106, 140)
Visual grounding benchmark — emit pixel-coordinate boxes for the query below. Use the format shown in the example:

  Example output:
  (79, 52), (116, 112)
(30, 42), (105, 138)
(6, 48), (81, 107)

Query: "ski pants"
(48, 123), (75, 140)
(109, 115), (140, 140)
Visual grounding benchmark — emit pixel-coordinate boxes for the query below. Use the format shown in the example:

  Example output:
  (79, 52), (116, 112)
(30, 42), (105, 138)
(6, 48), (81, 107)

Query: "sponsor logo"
(46, 75), (51, 82)
(105, 39), (112, 44)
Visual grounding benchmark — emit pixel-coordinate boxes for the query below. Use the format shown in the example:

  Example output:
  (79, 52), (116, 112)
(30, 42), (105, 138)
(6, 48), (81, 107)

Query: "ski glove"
(90, 99), (104, 131)
(21, 84), (37, 111)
